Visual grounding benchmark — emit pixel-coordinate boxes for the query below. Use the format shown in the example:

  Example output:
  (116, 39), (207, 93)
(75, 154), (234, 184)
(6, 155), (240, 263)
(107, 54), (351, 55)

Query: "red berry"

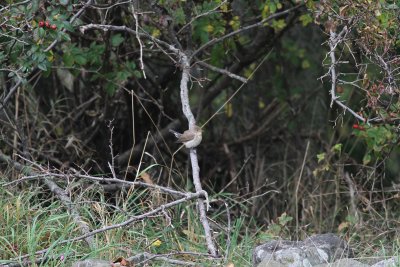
(352, 124), (359, 129)
(38, 21), (45, 27)
(45, 21), (50, 28)
(50, 24), (57, 30)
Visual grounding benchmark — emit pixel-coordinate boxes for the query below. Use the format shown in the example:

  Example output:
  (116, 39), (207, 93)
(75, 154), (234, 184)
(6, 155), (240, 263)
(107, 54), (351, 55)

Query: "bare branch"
(196, 61), (247, 83)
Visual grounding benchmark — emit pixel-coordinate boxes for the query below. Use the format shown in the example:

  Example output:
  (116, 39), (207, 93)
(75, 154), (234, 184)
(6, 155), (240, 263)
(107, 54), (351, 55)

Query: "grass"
(0, 170), (399, 266)
(0, 181), (258, 266)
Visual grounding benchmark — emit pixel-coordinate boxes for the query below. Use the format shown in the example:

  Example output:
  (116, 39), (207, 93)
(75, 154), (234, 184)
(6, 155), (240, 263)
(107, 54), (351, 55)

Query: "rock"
(71, 259), (112, 267)
(314, 258), (369, 267)
(253, 233), (353, 267)
(256, 258), (287, 267)
(371, 257), (400, 267)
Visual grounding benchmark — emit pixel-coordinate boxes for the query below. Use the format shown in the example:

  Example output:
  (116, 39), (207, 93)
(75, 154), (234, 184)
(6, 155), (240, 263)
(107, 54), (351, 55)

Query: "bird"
(169, 125), (202, 148)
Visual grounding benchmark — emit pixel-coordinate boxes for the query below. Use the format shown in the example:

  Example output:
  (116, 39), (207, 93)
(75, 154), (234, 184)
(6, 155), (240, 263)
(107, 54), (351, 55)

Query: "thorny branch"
(327, 27), (366, 123)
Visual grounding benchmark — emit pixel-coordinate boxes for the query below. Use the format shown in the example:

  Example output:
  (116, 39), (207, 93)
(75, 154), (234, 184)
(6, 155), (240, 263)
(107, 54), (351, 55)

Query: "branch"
(196, 61), (247, 83)
(328, 28), (366, 123)
(177, 52), (218, 255)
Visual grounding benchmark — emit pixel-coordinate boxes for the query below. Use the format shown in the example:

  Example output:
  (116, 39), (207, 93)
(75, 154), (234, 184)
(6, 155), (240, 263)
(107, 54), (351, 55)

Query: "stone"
(371, 257), (400, 267)
(71, 259), (112, 267)
(314, 258), (369, 267)
(253, 233), (353, 267)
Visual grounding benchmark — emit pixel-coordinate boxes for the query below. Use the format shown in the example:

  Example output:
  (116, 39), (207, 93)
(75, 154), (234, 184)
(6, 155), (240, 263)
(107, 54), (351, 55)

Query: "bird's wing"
(178, 130), (195, 142)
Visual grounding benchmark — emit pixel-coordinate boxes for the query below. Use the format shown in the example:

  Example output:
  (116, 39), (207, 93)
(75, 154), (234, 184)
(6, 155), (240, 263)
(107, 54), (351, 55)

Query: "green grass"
(0, 182), (258, 266)
(1, 177), (399, 266)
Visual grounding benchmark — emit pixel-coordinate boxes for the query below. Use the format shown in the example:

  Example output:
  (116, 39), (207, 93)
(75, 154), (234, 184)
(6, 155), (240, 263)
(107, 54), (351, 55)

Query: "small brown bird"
(169, 125), (202, 148)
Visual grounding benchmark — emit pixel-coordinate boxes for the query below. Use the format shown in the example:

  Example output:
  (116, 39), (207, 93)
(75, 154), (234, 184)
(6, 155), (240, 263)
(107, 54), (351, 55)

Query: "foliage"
(310, 0), (400, 164)
(1, 0), (400, 264)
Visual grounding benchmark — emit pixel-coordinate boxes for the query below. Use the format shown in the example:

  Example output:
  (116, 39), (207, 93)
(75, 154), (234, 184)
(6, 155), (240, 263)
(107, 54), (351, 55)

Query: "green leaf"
(59, 0), (69, 6)
(278, 213), (293, 225)
(74, 55), (87, 65)
(133, 70), (142, 78)
(317, 153), (325, 163)
(271, 19), (286, 30)
(299, 14), (313, 26)
(331, 143), (342, 154)
(363, 153), (372, 165)
(105, 82), (117, 95)
(59, 31), (71, 42)
(63, 53), (74, 67)
(37, 62), (48, 71)
(111, 34), (124, 47)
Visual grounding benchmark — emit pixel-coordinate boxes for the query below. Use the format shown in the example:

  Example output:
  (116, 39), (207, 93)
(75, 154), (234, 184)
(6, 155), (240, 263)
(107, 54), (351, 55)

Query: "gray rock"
(257, 258), (287, 267)
(71, 259), (112, 267)
(371, 257), (400, 267)
(253, 233), (353, 267)
(314, 258), (369, 267)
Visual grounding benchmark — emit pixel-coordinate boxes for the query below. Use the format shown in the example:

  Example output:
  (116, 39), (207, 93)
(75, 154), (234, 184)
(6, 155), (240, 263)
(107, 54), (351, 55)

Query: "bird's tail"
(169, 129), (181, 138)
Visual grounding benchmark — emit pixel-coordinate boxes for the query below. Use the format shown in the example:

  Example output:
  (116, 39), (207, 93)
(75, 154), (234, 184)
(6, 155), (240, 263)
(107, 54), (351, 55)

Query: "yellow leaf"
(47, 50), (54, 62)
(220, 3), (228, 12)
(258, 99), (265, 109)
(205, 25), (214, 33)
(140, 172), (154, 185)
(152, 29), (161, 38)
(225, 102), (233, 117)
(151, 239), (162, 247)
(301, 59), (310, 69)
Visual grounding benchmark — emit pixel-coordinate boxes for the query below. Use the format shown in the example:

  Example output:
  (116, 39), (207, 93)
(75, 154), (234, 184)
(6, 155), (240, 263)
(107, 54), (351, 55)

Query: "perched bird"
(169, 125), (202, 148)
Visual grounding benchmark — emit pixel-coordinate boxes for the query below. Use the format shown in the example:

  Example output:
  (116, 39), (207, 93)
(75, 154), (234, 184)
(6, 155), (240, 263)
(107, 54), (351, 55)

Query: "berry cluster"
(38, 21), (57, 30)
(352, 124), (365, 131)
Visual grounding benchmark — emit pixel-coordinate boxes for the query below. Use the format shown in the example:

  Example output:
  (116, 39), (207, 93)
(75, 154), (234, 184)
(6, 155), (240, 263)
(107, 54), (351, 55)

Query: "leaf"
(74, 55), (87, 65)
(331, 143), (342, 154)
(338, 221), (349, 232)
(59, 0), (69, 6)
(37, 62), (48, 71)
(225, 102), (233, 118)
(363, 153), (372, 165)
(299, 14), (313, 26)
(111, 34), (124, 47)
(151, 239), (162, 247)
(278, 212), (293, 225)
(317, 153), (325, 163)
(56, 68), (74, 92)
(63, 53), (74, 67)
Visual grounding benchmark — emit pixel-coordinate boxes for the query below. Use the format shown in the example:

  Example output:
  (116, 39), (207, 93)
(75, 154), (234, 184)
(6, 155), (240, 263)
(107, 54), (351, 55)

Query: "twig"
(328, 28), (366, 123)
(223, 201), (232, 263)
(4, 171), (188, 197)
(295, 139), (310, 237)
(130, 1), (146, 79)
(196, 61), (247, 83)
